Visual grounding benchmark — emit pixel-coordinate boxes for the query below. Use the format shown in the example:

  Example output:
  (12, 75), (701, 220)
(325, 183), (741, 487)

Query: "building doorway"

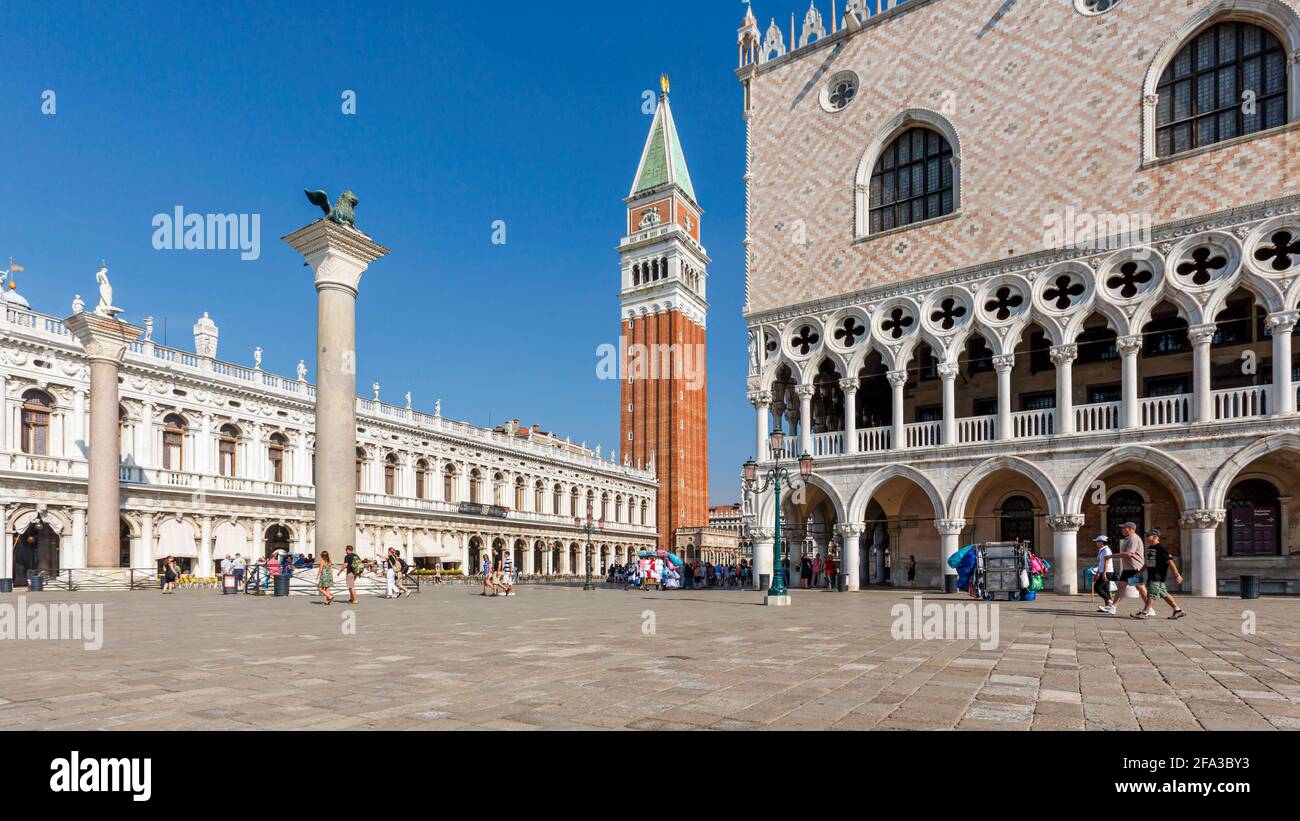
(1106, 490), (1146, 547)
(265, 525), (292, 557)
(13, 521), (60, 584)
(999, 495), (1037, 551)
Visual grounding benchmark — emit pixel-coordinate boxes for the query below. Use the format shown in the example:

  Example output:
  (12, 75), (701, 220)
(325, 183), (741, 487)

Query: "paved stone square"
(2, 586), (1299, 731)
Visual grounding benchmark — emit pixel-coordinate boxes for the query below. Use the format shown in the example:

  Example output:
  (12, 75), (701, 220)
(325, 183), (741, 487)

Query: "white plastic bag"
(1019, 569), (1030, 589)
(1108, 580), (1118, 593)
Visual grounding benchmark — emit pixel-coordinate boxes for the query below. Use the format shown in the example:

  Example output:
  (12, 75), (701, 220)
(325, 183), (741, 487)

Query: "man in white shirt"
(220, 555), (233, 576)
(1093, 535), (1116, 614)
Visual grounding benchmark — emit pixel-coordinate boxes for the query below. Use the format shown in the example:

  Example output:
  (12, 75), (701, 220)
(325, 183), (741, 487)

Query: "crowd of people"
(1091, 523), (1186, 620)
(608, 558), (752, 590)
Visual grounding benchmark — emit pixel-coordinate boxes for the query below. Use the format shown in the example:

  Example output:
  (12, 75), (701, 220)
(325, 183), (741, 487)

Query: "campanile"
(618, 76), (710, 550)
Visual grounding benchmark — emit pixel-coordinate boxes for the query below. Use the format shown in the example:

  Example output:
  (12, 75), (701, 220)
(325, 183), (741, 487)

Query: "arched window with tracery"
(162, 414), (186, 471)
(1155, 20), (1288, 157)
(869, 126), (954, 233)
(20, 389), (53, 455)
(218, 424), (240, 477)
(268, 433), (287, 483)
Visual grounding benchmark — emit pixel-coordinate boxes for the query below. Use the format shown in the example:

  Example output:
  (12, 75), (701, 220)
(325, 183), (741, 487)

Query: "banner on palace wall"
(156, 518), (198, 558)
(458, 502), (509, 519)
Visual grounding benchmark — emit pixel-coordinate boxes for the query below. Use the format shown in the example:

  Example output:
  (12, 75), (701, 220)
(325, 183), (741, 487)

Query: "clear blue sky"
(1, 0), (764, 503)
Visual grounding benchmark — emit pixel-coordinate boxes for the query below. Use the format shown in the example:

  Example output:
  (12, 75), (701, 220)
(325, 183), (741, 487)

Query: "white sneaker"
(1104, 605), (1117, 614)
(1142, 607), (1156, 616)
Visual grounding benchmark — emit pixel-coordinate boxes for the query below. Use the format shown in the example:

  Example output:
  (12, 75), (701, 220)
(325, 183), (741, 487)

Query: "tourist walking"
(316, 550), (334, 605)
(907, 555), (916, 587)
(811, 554), (824, 589)
(825, 556), (837, 589)
(1133, 529), (1186, 620)
(799, 555), (812, 589)
(1093, 535), (1116, 614)
(162, 556), (178, 594)
(481, 551), (499, 596)
(1112, 522), (1152, 616)
(342, 545), (362, 604)
(385, 548), (407, 599)
(500, 547), (516, 597)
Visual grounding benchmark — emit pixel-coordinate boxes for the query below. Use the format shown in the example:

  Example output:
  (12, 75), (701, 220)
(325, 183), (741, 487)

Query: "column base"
(764, 594), (792, 607)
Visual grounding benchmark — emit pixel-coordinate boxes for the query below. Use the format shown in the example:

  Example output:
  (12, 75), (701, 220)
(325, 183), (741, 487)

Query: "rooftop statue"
(304, 189), (360, 229)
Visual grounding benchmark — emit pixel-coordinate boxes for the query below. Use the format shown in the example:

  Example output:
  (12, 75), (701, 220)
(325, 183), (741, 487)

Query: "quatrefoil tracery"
(1106, 261), (1154, 299)
(1043, 275), (1086, 311)
(791, 325), (821, 355)
(833, 316), (867, 348)
(930, 297), (968, 331)
(984, 286), (1024, 322)
(1175, 246), (1228, 287)
(1254, 231), (1300, 272)
(880, 308), (915, 340)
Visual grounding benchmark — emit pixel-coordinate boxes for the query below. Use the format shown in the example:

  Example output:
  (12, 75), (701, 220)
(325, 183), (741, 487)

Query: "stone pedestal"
(282, 220), (389, 563)
(764, 594), (791, 606)
(65, 312), (143, 569)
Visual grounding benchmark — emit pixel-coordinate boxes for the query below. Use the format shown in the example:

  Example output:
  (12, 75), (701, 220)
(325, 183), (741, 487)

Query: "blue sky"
(1, 0), (767, 503)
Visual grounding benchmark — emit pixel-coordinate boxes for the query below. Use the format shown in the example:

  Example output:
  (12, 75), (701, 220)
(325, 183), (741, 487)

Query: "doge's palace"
(738, 0), (1300, 596)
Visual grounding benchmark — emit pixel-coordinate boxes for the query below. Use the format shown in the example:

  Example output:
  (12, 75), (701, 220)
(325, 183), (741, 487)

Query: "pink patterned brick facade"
(743, 0), (1300, 316)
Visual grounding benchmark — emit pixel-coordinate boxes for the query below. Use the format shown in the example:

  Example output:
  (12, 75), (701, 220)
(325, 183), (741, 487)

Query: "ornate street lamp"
(576, 503), (601, 591)
(741, 429), (813, 604)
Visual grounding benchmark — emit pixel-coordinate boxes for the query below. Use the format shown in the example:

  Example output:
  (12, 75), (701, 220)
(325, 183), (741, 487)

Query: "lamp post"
(576, 503), (601, 591)
(742, 429), (813, 606)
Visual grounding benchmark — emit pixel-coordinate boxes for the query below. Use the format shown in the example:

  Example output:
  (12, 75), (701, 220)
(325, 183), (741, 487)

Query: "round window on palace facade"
(1074, 0), (1120, 15)
(820, 71), (859, 113)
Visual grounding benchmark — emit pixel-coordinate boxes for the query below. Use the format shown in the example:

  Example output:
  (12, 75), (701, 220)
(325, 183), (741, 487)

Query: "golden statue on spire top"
(661, 74), (670, 95)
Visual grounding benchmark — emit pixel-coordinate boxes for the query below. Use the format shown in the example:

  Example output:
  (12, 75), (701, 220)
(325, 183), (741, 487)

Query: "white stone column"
(1267, 311), (1298, 416)
(836, 523), (864, 591)
(523, 542), (535, 575)
(938, 362), (959, 445)
(576, 544), (587, 576)
(560, 544), (572, 575)
(199, 413), (213, 474)
(283, 219), (390, 568)
(65, 312), (142, 569)
(199, 515), (214, 578)
(135, 514), (153, 568)
(750, 390), (771, 460)
(887, 370), (907, 450)
(1189, 323), (1216, 423)
(1047, 514), (1084, 594)
(1050, 344), (1077, 435)
(139, 401), (155, 467)
(1183, 510), (1225, 597)
(935, 519), (966, 589)
(750, 528), (774, 590)
(840, 378), (859, 453)
(252, 518), (264, 559)
(795, 384), (814, 456)
(1118, 335), (1143, 429)
(70, 508), (87, 570)
(993, 354), (1014, 440)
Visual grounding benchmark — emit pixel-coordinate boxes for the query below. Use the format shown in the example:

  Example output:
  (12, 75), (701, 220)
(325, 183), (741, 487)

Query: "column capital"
(1266, 309), (1300, 334)
(1049, 344), (1078, 365)
(886, 370), (909, 388)
(65, 313), (143, 364)
(936, 362), (960, 380)
(748, 389), (772, 407)
(835, 522), (866, 538)
(1047, 513), (1086, 533)
(795, 384), (815, 400)
(1180, 509), (1227, 529)
(1188, 323), (1218, 345)
(934, 518), (966, 536)
(1116, 335), (1143, 356)
(749, 527), (774, 542)
(992, 354), (1015, 373)
(838, 377), (860, 393)
(282, 219), (391, 297)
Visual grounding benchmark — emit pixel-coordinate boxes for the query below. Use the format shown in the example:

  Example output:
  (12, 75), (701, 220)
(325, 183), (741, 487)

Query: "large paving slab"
(1, 586), (1298, 730)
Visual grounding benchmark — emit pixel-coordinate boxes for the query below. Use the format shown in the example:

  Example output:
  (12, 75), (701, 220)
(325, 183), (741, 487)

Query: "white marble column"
(252, 518), (264, 559)
(993, 354), (1014, 440)
(935, 519), (966, 589)
(750, 390), (771, 460)
(199, 515), (214, 577)
(523, 542), (535, 575)
(938, 362), (959, 445)
(1118, 335), (1143, 429)
(795, 384), (814, 456)
(1050, 344), (1077, 435)
(1048, 514), (1084, 594)
(199, 413), (213, 474)
(750, 528), (774, 590)
(840, 377), (859, 454)
(1189, 323), (1217, 423)
(836, 523), (864, 591)
(65, 312), (142, 569)
(1267, 311), (1298, 416)
(887, 370), (907, 450)
(70, 508), (87, 570)
(1183, 510), (1225, 597)
(135, 514), (153, 568)
(283, 219), (390, 567)
(560, 544), (572, 575)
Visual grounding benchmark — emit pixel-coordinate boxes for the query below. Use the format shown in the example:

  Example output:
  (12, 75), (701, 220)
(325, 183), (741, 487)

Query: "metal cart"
(976, 541), (1031, 601)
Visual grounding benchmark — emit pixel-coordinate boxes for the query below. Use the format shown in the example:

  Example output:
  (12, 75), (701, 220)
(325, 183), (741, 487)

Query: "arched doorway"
(265, 525), (292, 557)
(1106, 489), (1146, 547)
(13, 521), (60, 584)
(999, 495), (1037, 550)
(1227, 479), (1281, 557)
(468, 536), (484, 573)
(119, 519), (131, 567)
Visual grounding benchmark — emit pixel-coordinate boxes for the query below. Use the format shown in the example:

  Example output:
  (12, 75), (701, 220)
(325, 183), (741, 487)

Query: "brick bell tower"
(619, 75), (710, 551)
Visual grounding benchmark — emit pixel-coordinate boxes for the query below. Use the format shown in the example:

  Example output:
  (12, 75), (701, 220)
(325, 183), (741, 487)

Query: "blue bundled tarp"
(947, 544), (975, 569)
(953, 546), (978, 590)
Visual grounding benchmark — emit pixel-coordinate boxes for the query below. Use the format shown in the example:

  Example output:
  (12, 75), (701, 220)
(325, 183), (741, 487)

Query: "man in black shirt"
(1133, 529), (1185, 620)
